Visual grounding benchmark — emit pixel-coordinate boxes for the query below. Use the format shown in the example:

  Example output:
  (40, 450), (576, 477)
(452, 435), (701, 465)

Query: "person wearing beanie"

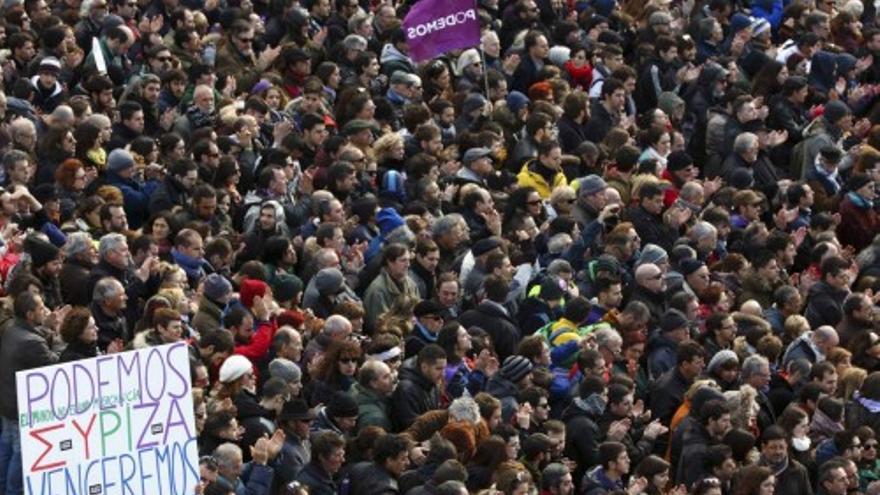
(363, 243), (420, 332)
(796, 99), (853, 180)
(105, 148), (150, 230)
(518, 276), (565, 336)
(647, 309), (690, 379)
(192, 273), (234, 336)
(406, 299), (446, 356)
(301, 267), (360, 319)
(486, 355), (534, 421)
(312, 391), (360, 436)
(705, 349), (739, 390)
(270, 357), (303, 395)
(24, 235), (63, 309)
(836, 173), (880, 251)
(219, 354), (254, 384)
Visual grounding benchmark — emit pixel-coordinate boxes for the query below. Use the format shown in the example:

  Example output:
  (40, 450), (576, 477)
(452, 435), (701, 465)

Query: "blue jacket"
(107, 172), (150, 229)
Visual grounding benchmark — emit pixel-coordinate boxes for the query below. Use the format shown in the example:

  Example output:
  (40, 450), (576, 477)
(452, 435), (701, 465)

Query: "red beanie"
(240, 279), (269, 309)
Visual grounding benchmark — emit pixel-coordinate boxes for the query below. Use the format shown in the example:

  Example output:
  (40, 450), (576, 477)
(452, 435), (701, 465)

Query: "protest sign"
(403, 0), (481, 62)
(16, 342), (198, 495)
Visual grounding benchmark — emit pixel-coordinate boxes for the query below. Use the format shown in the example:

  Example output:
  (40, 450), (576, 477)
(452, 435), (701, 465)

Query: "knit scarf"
(171, 248), (205, 281)
(847, 191), (875, 209)
(186, 105), (214, 129)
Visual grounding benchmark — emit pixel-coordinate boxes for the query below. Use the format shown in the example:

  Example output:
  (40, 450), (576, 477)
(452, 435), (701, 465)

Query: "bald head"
(739, 299), (763, 316)
(814, 325), (839, 353)
(324, 314), (352, 339)
(635, 263), (662, 284)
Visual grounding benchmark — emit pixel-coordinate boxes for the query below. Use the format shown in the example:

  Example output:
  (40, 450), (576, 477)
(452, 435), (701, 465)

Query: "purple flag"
(403, 0), (480, 63)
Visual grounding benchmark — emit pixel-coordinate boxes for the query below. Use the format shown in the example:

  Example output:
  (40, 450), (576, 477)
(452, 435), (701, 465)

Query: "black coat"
(345, 461), (399, 495)
(59, 257), (93, 306)
(0, 318), (59, 419)
(58, 339), (98, 363)
(459, 301), (521, 361)
(561, 394), (605, 482)
(296, 461), (338, 495)
(625, 205), (679, 252)
(805, 281), (848, 329)
(391, 362), (440, 431)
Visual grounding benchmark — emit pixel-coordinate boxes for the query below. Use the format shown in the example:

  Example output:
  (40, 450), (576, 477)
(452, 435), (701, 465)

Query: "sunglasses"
(339, 357), (359, 364)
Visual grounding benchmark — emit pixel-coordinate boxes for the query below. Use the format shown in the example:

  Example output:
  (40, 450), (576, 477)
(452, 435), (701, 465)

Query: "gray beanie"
(314, 268), (345, 296)
(707, 349), (739, 375)
(269, 358), (302, 383)
(107, 149), (135, 174)
(203, 273), (233, 302)
(636, 244), (668, 267)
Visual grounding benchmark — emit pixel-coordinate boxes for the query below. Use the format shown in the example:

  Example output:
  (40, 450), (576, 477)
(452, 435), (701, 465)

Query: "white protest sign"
(16, 342), (198, 495)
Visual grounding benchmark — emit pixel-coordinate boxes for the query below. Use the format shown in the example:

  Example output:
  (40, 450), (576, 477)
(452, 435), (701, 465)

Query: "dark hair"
(374, 434), (410, 464)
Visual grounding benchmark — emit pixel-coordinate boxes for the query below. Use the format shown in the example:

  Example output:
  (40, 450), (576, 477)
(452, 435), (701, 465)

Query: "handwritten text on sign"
(16, 342), (199, 495)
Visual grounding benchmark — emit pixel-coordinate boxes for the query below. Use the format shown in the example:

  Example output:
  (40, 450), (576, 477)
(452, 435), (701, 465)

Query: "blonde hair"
(784, 315), (810, 344)
(838, 367), (867, 401)
(372, 132), (404, 163)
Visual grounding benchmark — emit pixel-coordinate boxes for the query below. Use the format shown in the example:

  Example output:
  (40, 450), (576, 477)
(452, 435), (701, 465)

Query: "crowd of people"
(1, 0), (880, 492)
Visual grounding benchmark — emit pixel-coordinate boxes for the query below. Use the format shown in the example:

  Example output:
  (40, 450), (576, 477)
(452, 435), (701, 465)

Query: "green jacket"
(363, 268), (420, 332)
(350, 382), (391, 433)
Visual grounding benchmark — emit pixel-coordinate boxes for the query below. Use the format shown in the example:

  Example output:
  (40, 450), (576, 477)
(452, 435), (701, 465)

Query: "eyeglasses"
(238, 37), (254, 43)
(526, 200), (542, 206)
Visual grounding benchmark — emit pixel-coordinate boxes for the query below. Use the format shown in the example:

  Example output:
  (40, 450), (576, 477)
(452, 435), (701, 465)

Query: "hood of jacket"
(561, 393), (606, 422)
(398, 359), (435, 392)
(486, 374), (518, 398)
(380, 43), (412, 65)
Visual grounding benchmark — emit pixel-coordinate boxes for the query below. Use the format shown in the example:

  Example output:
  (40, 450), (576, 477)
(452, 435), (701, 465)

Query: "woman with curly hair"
(306, 339), (362, 406)
(373, 132), (406, 176)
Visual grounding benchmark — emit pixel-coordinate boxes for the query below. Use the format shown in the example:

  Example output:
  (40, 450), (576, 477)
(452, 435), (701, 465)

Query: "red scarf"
(565, 61), (593, 90)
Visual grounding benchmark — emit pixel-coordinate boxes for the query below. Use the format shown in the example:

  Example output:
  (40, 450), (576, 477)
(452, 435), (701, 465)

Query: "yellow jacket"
(517, 161), (567, 199)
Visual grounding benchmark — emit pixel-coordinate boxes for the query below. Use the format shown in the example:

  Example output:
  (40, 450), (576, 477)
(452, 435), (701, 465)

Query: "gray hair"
(594, 327), (622, 350)
(740, 355), (769, 380)
(386, 225), (416, 246)
(542, 463), (571, 490)
(547, 233), (572, 254)
(99, 233), (127, 259)
(64, 232), (94, 259)
(733, 132), (759, 155)
(447, 396), (480, 424)
(85, 113), (111, 129)
(679, 182), (704, 203)
(689, 221), (717, 241)
(92, 277), (123, 303)
(547, 259), (573, 276)
(433, 214), (463, 238)
(2, 149), (29, 171)
(347, 10), (372, 32)
(213, 443), (243, 470)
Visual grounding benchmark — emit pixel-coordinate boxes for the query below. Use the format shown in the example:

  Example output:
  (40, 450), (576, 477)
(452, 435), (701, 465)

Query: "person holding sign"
(0, 292), (58, 495)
